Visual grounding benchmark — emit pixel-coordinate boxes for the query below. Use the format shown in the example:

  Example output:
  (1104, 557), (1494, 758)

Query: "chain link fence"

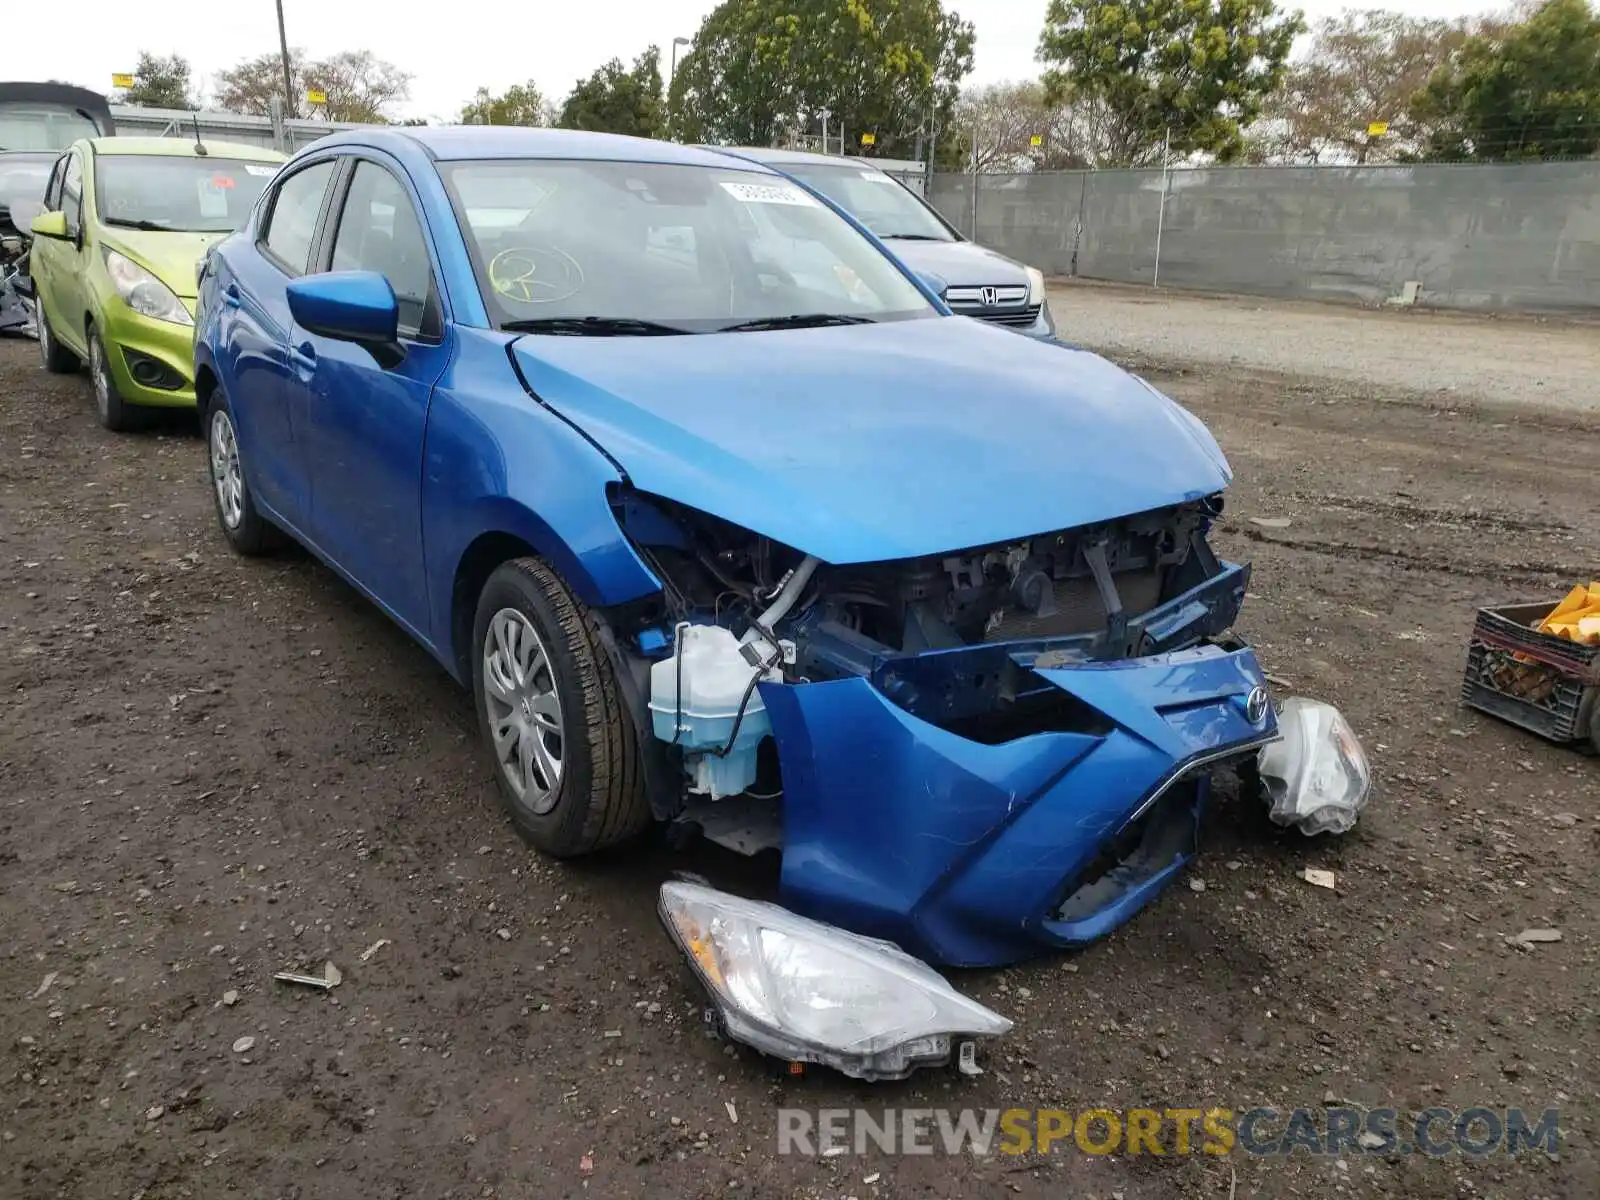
(927, 162), (1600, 314)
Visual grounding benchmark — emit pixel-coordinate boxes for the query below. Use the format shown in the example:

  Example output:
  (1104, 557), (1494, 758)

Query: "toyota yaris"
(194, 127), (1278, 967)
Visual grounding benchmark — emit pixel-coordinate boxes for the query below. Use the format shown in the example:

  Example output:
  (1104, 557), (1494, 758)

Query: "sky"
(22, 0), (1501, 123)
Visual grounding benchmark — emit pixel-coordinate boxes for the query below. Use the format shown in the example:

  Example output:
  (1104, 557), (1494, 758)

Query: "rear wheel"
(88, 328), (138, 432)
(471, 557), (651, 856)
(36, 304), (78, 374)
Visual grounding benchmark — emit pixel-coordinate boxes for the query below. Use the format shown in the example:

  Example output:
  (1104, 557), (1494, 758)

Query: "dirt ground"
(2, 294), (1597, 1200)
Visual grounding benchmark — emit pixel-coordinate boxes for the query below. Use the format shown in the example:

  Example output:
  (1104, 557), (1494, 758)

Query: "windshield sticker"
(244, 164), (277, 177)
(209, 174), (237, 189)
(719, 180), (816, 207)
(197, 179), (231, 219)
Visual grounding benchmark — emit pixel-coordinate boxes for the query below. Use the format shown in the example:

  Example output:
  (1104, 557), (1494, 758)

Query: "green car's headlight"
(103, 248), (193, 326)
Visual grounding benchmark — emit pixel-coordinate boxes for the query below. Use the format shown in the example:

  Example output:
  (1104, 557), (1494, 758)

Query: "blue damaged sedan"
(194, 127), (1281, 968)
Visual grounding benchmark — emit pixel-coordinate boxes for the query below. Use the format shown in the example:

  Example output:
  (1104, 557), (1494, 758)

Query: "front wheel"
(36, 304), (78, 374)
(471, 558), (651, 856)
(206, 388), (280, 555)
(88, 328), (137, 432)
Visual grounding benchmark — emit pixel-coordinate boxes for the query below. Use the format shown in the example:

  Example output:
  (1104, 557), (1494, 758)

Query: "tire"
(205, 386), (280, 556)
(36, 304), (78, 374)
(88, 327), (138, 432)
(471, 557), (651, 856)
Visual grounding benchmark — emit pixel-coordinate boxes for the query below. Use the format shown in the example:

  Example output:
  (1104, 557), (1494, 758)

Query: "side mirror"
(287, 270), (403, 365)
(30, 210), (69, 241)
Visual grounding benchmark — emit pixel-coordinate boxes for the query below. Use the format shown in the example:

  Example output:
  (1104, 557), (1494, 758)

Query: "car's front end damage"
(611, 486), (1274, 968)
(501, 315), (1374, 1074)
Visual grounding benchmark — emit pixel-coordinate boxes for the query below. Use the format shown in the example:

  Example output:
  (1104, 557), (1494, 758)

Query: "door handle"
(223, 283), (241, 309)
(290, 341), (317, 376)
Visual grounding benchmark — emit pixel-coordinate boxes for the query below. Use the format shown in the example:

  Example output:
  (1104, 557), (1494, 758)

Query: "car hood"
(881, 238), (1029, 287)
(99, 228), (230, 298)
(510, 315), (1230, 564)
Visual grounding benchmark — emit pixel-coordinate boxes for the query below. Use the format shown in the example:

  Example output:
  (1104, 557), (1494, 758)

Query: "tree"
(215, 51), (303, 118)
(117, 51), (197, 110)
(304, 50), (412, 123)
(1250, 11), (1474, 163)
(671, 0), (975, 157)
(1036, 0), (1303, 165)
(459, 80), (548, 126)
(951, 80), (1141, 170)
(557, 48), (665, 138)
(214, 49), (411, 123)
(1411, 0), (1600, 160)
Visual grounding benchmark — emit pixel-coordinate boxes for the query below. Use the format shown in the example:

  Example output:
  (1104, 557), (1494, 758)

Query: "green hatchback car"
(28, 137), (284, 430)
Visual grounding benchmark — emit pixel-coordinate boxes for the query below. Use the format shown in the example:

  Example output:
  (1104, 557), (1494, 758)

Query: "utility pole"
(275, 0), (296, 120)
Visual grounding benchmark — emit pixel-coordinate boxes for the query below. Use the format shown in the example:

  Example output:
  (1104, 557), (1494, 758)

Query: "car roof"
(712, 146), (888, 171)
(89, 137), (286, 162)
(337, 125), (781, 170)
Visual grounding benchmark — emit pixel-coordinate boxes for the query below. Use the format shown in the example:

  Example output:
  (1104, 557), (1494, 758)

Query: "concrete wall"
(927, 162), (1600, 314)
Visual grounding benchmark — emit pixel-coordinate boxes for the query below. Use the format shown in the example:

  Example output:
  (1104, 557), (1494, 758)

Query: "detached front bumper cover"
(659, 881), (1012, 1082)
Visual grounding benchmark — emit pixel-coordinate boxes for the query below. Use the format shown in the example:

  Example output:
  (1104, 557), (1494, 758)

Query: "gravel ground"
(1, 297), (1597, 1200)
(1046, 281), (1600, 413)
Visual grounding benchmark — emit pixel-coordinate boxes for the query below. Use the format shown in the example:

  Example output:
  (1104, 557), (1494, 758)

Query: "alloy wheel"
(89, 336), (110, 420)
(209, 408), (245, 530)
(481, 608), (566, 814)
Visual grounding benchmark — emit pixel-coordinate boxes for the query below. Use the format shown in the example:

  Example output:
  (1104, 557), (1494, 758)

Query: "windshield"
(440, 159), (936, 333)
(777, 163), (954, 242)
(95, 156), (277, 233)
(0, 103), (101, 152)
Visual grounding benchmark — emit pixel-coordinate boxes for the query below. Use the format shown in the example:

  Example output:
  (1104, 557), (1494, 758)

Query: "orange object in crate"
(1537, 582), (1600, 645)
(1462, 600), (1600, 751)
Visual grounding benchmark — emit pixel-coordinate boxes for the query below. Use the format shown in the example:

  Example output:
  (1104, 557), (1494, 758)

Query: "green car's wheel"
(471, 557), (652, 857)
(36, 305), (78, 374)
(87, 327), (137, 432)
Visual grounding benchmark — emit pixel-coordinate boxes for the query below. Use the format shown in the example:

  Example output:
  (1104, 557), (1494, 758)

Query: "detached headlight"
(1025, 265), (1046, 305)
(660, 881), (1012, 1081)
(103, 248), (192, 326)
(1258, 697), (1372, 836)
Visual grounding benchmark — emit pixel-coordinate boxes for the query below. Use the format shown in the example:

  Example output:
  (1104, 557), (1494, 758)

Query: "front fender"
(422, 330), (662, 667)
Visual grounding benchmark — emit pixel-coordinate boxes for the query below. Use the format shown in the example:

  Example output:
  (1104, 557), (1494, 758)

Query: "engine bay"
(608, 485), (1246, 820)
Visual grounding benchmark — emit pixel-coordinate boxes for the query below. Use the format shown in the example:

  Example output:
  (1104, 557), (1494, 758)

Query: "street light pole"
(275, 0), (296, 120)
(668, 36), (690, 141)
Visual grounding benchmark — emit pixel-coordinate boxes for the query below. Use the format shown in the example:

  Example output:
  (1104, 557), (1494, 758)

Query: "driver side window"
(43, 156), (66, 211)
(61, 154), (83, 239)
(330, 162), (437, 340)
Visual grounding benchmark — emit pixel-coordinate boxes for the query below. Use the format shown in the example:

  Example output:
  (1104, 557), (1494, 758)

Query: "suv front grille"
(944, 284), (1039, 328)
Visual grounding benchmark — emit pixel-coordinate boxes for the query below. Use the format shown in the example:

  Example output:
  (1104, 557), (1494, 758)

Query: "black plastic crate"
(1461, 601), (1600, 749)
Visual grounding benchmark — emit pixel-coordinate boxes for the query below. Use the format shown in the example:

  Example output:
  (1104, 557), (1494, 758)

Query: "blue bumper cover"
(764, 642), (1276, 968)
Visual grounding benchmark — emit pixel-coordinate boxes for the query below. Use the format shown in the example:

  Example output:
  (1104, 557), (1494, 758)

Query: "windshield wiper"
(103, 217), (181, 232)
(716, 313), (875, 333)
(878, 233), (948, 241)
(501, 316), (691, 337)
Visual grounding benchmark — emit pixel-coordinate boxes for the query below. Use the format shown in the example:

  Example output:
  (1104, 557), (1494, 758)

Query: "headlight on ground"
(104, 248), (193, 326)
(659, 881), (1012, 1081)
(1025, 265), (1046, 305)
(1258, 697), (1371, 835)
